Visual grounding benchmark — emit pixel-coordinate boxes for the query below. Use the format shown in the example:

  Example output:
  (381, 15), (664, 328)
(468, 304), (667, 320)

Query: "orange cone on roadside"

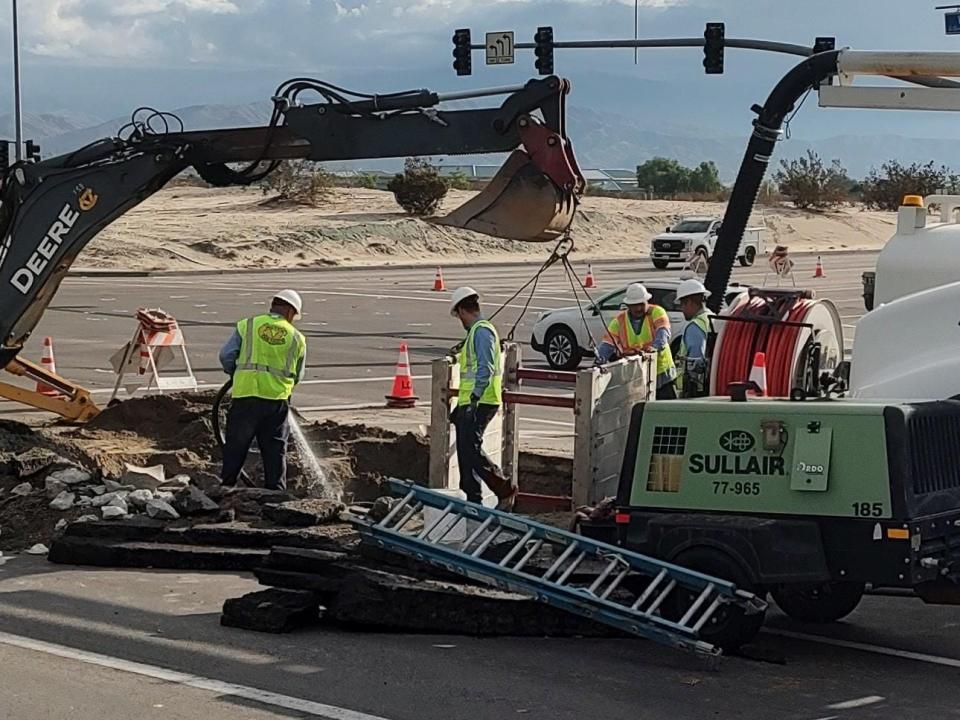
(812, 255), (826, 278)
(385, 341), (418, 408)
(748, 352), (767, 397)
(432, 267), (446, 292)
(36, 337), (59, 397)
(584, 264), (596, 289)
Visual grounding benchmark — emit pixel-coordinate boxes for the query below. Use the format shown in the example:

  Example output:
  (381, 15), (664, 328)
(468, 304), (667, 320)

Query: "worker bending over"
(674, 278), (713, 398)
(595, 283), (678, 400)
(219, 290), (307, 491)
(448, 287), (517, 510)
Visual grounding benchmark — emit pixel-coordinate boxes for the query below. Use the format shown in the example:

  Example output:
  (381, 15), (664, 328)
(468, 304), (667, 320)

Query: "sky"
(0, 0), (959, 139)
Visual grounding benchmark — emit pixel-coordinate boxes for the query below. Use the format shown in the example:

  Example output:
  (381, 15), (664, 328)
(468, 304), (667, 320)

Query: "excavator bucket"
(435, 150), (579, 242)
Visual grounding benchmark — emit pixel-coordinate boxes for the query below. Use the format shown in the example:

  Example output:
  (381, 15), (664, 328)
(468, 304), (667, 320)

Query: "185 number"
(851, 502), (884, 517)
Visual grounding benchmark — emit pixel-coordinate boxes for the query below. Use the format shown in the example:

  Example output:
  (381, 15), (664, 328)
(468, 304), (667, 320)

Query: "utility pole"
(11, 0), (23, 161)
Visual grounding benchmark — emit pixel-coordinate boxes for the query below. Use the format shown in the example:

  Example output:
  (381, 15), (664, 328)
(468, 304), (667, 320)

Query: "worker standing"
(219, 290), (307, 491)
(595, 283), (678, 399)
(448, 287), (517, 510)
(674, 278), (714, 398)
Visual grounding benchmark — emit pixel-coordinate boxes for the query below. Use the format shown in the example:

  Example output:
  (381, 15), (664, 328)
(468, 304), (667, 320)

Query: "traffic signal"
(534, 26), (554, 76)
(703, 22), (724, 74)
(453, 29), (472, 76)
(25, 140), (40, 162)
(813, 36), (836, 54)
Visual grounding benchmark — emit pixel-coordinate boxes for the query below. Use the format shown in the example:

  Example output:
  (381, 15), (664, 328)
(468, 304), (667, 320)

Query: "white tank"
(850, 279), (960, 400)
(874, 195), (960, 307)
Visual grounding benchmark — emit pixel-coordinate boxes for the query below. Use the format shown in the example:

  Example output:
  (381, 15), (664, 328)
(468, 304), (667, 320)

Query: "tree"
(773, 150), (849, 210)
(636, 157), (692, 196)
(388, 158), (449, 216)
(258, 160), (333, 205)
(688, 161), (723, 194)
(860, 160), (960, 211)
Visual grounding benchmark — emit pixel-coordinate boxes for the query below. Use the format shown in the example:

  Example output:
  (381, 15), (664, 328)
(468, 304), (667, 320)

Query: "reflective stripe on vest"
(232, 314), (305, 400)
(605, 307), (676, 381)
(677, 310), (711, 395)
(458, 320), (503, 406)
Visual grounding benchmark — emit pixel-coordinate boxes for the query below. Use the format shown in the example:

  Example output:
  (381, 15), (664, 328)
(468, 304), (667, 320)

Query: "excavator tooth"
(434, 150), (578, 242)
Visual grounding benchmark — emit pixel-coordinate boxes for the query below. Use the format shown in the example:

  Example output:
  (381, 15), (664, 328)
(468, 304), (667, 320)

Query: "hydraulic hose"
(704, 50), (841, 312)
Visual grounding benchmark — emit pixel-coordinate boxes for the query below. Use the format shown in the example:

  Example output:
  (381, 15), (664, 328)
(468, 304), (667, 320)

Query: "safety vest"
(458, 320), (503, 406)
(677, 309), (712, 396)
(604, 306), (676, 382)
(232, 314), (306, 401)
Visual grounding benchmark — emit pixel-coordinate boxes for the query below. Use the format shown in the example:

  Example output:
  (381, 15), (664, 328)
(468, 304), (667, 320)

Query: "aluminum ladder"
(355, 479), (766, 657)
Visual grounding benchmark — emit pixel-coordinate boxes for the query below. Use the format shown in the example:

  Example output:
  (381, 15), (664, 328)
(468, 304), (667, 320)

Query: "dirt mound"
(86, 392), (217, 451)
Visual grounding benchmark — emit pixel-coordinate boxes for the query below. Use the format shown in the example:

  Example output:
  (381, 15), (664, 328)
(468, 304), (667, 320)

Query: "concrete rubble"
(145, 499), (180, 520)
(49, 492), (76, 511)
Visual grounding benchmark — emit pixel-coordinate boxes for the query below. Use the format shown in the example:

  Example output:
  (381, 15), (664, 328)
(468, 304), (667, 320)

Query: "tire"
(738, 246), (757, 267)
(664, 547), (765, 651)
(652, 259), (670, 270)
(544, 325), (582, 371)
(772, 581), (864, 623)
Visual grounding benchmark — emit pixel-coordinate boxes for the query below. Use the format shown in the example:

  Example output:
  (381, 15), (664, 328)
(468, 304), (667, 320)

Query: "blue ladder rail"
(354, 479), (766, 657)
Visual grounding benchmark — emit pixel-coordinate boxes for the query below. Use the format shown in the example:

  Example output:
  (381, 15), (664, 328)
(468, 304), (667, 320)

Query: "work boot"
(486, 474), (518, 512)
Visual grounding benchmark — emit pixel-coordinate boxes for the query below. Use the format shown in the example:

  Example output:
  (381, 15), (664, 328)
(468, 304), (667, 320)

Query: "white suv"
(530, 279), (745, 370)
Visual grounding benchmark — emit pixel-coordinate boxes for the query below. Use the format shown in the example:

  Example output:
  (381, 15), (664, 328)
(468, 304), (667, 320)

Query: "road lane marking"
(826, 696), (884, 710)
(765, 628), (960, 669)
(0, 630), (392, 720)
(86, 375), (434, 395)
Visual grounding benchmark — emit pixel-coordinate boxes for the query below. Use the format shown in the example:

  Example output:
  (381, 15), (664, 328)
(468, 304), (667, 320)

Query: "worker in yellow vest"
(595, 283), (678, 399)
(219, 289), (307, 491)
(675, 278), (714, 398)
(448, 286), (517, 510)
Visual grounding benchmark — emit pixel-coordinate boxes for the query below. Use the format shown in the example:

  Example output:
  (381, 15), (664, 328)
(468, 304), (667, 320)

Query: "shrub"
(773, 150), (849, 210)
(259, 160), (334, 205)
(860, 160), (960, 211)
(388, 158), (449, 216)
(446, 170), (473, 191)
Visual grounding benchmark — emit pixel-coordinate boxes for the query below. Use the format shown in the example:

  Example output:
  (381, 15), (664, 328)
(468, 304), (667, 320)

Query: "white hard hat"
(676, 278), (711, 301)
(450, 286), (480, 316)
(623, 283), (652, 305)
(273, 289), (303, 319)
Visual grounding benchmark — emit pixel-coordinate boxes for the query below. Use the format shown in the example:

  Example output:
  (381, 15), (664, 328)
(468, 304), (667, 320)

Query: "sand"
(77, 186), (896, 272)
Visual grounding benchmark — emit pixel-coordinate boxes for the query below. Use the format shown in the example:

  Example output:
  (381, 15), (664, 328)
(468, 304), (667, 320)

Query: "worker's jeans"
(656, 381), (678, 401)
(453, 403), (506, 504)
(221, 397), (290, 491)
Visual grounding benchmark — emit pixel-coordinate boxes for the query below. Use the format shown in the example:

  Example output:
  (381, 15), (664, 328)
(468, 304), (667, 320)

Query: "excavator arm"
(0, 76), (583, 406)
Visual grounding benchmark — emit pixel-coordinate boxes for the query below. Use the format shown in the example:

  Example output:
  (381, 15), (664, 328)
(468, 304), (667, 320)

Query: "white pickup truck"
(649, 216), (764, 270)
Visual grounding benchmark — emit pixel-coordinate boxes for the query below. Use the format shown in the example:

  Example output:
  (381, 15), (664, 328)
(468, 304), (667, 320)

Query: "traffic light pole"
(11, 0), (23, 161)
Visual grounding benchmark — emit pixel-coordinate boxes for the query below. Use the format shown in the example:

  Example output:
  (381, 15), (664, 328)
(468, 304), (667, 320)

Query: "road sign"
(486, 31), (515, 65)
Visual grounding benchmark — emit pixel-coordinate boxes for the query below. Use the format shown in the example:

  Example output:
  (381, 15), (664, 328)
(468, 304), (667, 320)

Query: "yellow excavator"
(0, 75), (584, 421)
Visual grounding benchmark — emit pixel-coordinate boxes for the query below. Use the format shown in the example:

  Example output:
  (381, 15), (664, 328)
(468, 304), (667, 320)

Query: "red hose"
(714, 297), (815, 397)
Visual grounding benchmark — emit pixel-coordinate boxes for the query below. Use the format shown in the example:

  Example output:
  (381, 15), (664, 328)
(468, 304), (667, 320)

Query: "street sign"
(486, 31), (515, 65)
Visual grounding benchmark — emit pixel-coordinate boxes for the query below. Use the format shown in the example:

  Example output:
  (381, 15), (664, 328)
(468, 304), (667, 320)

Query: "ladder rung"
(556, 551), (587, 585)
(542, 543), (578, 581)
(645, 579), (676, 615)
(394, 502), (423, 532)
(470, 527), (502, 557)
(630, 569), (667, 611)
(417, 502), (455, 540)
(692, 596), (723, 633)
(600, 568), (631, 600)
(379, 490), (415, 527)
(460, 516), (493, 552)
(587, 556), (625, 595)
(499, 528), (535, 568)
(513, 539), (544, 573)
(679, 583), (715, 628)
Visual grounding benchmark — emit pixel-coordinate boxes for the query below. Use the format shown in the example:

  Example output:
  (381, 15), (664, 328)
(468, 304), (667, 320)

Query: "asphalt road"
(3, 250), (876, 448)
(0, 556), (958, 720)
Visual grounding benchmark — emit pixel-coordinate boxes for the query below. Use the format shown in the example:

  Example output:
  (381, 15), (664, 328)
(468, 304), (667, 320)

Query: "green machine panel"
(629, 399), (893, 519)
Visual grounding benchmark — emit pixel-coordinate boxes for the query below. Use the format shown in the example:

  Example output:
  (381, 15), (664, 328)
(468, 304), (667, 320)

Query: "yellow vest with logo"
(604, 306), (676, 380)
(232, 314), (306, 401)
(458, 320), (503, 406)
(676, 310), (711, 395)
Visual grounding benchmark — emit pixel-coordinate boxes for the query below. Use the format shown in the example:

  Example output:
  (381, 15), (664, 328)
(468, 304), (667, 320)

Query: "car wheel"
(772, 581), (865, 623)
(652, 259), (670, 270)
(544, 326), (582, 370)
(739, 246), (757, 267)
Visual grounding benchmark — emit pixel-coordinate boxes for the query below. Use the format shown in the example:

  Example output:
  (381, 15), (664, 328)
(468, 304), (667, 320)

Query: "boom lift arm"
(0, 75), (583, 418)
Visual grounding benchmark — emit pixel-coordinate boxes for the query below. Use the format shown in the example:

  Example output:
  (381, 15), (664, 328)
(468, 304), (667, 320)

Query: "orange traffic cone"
(432, 267), (446, 292)
(749, 352), (767, 397)
(385, 341), (418, 408)
(812, 255), (825, 278)
(36, 337), (58, 397)
(584, 264), (596, 289)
